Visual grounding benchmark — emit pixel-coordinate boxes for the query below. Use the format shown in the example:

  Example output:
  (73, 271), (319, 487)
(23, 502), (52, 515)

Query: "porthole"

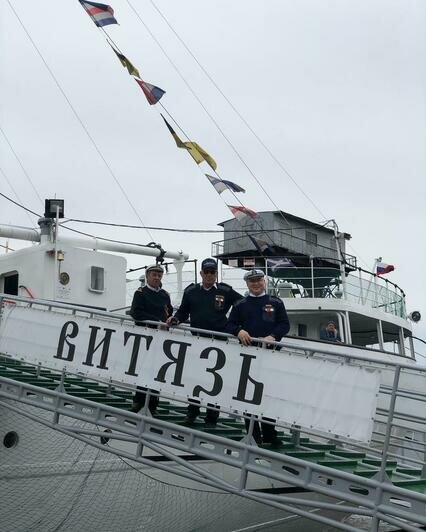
(59, 272), (70, 285)
(3, 431), (19, 448)
(100, 429), (112, 445)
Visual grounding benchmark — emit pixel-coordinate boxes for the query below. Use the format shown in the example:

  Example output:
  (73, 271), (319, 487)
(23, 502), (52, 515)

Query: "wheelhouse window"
(2, 272), (19, 295)
(298, 324), (308, 337)
(305, 231), (318, 246)
(90, 266), (105, 292)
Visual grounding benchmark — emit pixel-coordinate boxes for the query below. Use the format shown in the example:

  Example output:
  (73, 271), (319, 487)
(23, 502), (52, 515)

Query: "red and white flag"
(228, 205), (257, 221)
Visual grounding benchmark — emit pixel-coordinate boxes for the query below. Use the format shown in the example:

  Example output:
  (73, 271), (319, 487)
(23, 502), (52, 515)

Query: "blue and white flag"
(205, 174), (245, 194)
(267, 257), (295, 272)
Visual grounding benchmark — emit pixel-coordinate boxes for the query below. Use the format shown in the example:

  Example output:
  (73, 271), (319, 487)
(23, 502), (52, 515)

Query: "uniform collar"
(201, 283), (217, 291)
(146, 283), (161, 292)
(248, 291), (266, 298)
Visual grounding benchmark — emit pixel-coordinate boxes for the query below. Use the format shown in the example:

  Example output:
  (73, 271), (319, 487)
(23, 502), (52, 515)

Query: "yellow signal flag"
(161, 115), (217, 171)
(184, 142), (217, 171)
(109, 43), (140, 78)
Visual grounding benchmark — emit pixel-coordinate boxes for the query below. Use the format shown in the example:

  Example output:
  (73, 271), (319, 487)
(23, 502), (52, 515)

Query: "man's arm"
(130, 290), (149, 323)
(230, 288), (244, 306)
(271, 300), (290, 341)
(224, 305), (242, 336)
(165, 293), (174, 320)
(172, 289), (191, 324)
(225, 304), (252, 346)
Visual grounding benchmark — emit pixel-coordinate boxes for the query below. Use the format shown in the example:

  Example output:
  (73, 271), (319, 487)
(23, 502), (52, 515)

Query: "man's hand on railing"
(238, 329), (252, 346)
(166, 316), (179, 327)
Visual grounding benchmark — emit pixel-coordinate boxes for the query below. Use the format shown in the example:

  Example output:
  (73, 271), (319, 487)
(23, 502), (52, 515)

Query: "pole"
(174, 259), (185, 302)
(53, 205), (60, 301)
(371, 366), (401, 531)
(310, 255), (315, 298)
(265, 256), (269, 294)
(358, 268), (364, 304)
(332, 221), (346, 300)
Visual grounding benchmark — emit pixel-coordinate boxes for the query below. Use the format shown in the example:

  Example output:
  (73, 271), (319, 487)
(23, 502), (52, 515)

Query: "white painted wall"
(0, 243), (126, 309)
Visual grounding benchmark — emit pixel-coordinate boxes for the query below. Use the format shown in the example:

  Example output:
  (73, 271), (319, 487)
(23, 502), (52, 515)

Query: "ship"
(0, 202), (425, 531)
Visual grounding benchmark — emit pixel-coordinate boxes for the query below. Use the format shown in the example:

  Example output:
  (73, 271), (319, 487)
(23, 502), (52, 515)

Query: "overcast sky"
(1, 1), (425, 355)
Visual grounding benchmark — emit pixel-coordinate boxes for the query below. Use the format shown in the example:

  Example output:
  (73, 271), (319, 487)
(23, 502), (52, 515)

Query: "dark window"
(298, 324), (308, 337)
(90, 267), (104, 292)
(4, 274), (18, 295)
(306, 231), (317, 246)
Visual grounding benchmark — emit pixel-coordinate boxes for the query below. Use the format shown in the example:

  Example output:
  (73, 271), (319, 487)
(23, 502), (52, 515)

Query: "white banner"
(0, 305), (380, 442)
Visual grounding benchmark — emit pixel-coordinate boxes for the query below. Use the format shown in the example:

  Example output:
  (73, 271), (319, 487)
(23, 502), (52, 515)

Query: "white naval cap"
(243, 268), (265, 281)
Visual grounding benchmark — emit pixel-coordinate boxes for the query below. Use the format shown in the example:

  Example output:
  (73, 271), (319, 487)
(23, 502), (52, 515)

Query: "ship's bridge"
(208, 210), (411, 358)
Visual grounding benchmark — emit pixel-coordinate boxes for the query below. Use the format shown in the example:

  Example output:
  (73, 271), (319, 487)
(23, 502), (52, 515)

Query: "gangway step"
(397, 467), (424, 477)
(303, 443), (336, 451)
(363, 458), (398, 468)
(317, 459), (359, 468)
(330, 450), (366, 459)
(393, 479), (426, 495)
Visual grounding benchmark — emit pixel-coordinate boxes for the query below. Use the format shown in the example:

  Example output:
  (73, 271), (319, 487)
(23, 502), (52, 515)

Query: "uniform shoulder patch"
(269, 295), (283, 305)
(217, 282), (232, 292)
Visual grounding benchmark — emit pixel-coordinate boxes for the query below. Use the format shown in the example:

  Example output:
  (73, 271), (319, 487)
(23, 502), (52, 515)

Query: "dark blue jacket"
(225, 294), (290, 341)
(174, 282), (242, 332)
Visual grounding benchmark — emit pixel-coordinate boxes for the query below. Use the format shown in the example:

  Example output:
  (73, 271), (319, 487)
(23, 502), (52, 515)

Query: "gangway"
(0, 295), (425, 531)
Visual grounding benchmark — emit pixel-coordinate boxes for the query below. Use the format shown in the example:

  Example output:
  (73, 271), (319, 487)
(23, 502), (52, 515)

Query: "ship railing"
(218, 258), (406, 318)
(125, 258), (405, 319)
(0, 295), (425, 530)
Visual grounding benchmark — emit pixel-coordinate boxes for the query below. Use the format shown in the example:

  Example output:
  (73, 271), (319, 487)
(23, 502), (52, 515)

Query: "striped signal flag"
(79, 1), (118, 27)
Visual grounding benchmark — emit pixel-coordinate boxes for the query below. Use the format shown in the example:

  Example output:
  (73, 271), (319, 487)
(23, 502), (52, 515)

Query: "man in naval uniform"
(225, 269), (290, 444)
(129, 263), (173, 414)
(167, 258), (242, 425)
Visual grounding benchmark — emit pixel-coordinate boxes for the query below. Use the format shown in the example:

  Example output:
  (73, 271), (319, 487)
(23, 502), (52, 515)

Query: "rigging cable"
(5, 0), (155, 242)
(0, 167), (37, 226)
(157, 104), (279, 250)
(136, 1), (373, 270)
(62, 217), (318, 234)
(0, 191), (163, 251)
(147, 0), (327, 220)
(125, 0), (293, 233)
(0, 126), (43, 206)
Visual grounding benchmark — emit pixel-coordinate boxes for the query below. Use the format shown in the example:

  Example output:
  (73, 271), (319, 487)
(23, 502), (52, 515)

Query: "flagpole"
(332, 220), (346, 300)
(265, 256), (269, 293)
(363, 257), (379, 308)
(373, 257), (380, 308)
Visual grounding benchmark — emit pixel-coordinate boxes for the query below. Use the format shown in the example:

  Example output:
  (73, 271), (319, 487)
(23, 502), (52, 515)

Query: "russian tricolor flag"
(79, 1), (118, 27)
(376, 262), (395, 275)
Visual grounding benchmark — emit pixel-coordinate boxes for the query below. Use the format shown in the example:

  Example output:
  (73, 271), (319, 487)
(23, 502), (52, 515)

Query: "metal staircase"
(0, 353), (425, 531)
